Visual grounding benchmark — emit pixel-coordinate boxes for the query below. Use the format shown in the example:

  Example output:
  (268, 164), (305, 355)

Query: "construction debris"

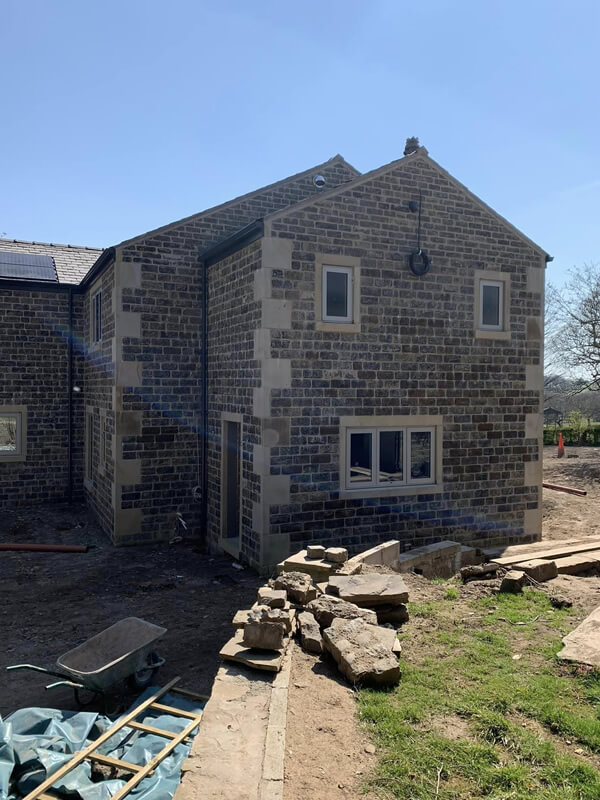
(499, 570), (527, 593)
(558, 606), (600, 667)
(297, 611), (322, 654)
(327, 574), (409, 607)
(257, 587), (287, 608)
(277, 550), (343, 581)
(272, 571), (318, 604)
(324, 547), (348, 564)
(553, 554), (600, 575)
(396, 540), (462, 578)
(306, 545), (326, 559)
(460, 563), (498, 581)
(322, 618), (401, 686)
(490, 538), (600, 567)
(219, 631), (284, 672)
(517, 559), (558, 582)
(307, 595), (378, 628)
(543, 481), (587, 497)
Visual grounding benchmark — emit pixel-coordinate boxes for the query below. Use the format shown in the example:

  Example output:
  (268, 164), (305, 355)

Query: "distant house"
(544, 407), (562, 425)
(0, 139), (548, 571)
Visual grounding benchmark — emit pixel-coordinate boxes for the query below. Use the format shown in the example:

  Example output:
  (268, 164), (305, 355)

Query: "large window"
(323, 265), (353, 323)
(0, 407), (27, 462)
(345, 425), (435, 490)
(339, 415), (443, 497)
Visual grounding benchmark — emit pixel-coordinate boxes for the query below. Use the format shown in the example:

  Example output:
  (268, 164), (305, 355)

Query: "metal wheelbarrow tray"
(7, 617), (167, 700)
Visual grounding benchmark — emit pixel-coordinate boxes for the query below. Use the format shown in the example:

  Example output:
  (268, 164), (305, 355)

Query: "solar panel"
(0, 252), (58, 281)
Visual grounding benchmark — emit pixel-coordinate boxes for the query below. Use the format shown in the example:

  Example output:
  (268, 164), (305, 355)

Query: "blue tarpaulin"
(0, 690), (204, 800)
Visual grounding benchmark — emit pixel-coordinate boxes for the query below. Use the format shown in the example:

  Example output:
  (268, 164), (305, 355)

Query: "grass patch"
(359, 588), (600, 799)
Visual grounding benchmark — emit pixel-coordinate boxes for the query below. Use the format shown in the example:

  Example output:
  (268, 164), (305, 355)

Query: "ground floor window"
(346, 426), (435, 489)
(0, 406), (27, 462)
(339, 414), (443, 497)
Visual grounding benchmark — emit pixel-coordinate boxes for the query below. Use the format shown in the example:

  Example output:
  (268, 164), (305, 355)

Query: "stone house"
(0, 141), (547, 571)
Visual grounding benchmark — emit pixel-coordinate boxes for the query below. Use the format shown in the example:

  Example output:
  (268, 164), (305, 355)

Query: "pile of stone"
(220, 545), (406, 686)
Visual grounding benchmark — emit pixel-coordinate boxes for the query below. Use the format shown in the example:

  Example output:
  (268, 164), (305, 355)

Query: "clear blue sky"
(1, 0), (598, 287)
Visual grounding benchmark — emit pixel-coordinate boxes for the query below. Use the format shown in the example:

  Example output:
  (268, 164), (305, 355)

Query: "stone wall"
(111, 158), (357, 544)
(257, 152), (544, 565)
(0, 287), (72, 506)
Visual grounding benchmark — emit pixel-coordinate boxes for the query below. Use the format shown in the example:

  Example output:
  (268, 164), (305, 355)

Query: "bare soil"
(0, 503), (261, 716)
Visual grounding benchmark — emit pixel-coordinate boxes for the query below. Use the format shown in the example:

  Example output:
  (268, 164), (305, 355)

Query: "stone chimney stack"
(404, 136), (420, 156)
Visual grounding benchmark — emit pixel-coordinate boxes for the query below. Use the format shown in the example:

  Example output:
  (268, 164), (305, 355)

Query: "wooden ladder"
(24, 677), (206, 800)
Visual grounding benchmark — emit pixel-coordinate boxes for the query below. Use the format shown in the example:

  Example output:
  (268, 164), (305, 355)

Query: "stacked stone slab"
(327, 573), (410, 625)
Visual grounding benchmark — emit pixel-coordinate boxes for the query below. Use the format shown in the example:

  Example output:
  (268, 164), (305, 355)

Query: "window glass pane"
(326, 271), (348, 318)
(349, 432), (372, 484)
(379, 430), (403, 483)
(482, 283), (500, 327)
(0, 415), (18, 454)
(410, 431), (432, 480)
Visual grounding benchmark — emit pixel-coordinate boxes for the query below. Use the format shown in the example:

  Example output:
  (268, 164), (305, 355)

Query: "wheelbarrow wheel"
(128, 651), (162, 690)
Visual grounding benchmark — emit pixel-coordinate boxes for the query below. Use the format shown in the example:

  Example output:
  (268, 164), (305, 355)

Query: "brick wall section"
(265, 155), (543, 555)
(116, 159), (357, 543)
(0, 288), (72, 506)
(206, 242), (262, 562)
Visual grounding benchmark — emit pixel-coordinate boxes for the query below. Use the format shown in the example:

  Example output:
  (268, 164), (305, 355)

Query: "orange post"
(557, 432), (565, 458)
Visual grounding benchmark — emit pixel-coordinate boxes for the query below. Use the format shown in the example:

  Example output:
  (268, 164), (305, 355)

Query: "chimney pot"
(404, 136), (420, 156)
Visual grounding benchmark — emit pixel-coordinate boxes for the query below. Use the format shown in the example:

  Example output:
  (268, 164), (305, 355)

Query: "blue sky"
(1, 0), (598, 287)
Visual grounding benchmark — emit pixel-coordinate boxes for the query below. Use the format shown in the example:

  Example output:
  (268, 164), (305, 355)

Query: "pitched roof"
(265, 147), (549, 258)
(116, 154), (360, 249)
(0, 238), (103, 284)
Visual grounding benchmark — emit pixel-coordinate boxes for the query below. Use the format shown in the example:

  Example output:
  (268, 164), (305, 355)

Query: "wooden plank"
(21, 677), (181, 800)
(492, 540), (600, 567)
(88, 753), (144, 773)
(170, 686), (210, 702)
(108, 715), (202, 800)
(543, 481), (587, 496)
(149, 701), (201, 719)
(482, 536), (599, 560)
(127, 721), (179, 739)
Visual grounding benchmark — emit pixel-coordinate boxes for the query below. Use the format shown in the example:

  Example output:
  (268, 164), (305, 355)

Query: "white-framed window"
(479, 280), (504, 331)
(345, 425), (436, 490)
(323, 265), (353, 323)
(85, 411), (94, 482)
(92, 289), (102, 343)
(0, 406), (27, 462)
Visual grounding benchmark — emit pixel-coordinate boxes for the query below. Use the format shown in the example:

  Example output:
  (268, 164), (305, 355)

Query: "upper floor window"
(479, 280), (503, 330)
(474, 270), (511, 340)
(323, 265), (353, 323)
(92, 289), (102, 343)
(315, 254), (361, 333)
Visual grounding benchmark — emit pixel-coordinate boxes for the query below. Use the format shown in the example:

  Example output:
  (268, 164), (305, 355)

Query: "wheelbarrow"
(7, 617), (167, 706)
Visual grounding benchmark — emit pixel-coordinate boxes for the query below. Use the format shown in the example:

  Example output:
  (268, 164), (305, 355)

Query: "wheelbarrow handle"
(6, 664), (73, 681)
(45, 680), (86, 690)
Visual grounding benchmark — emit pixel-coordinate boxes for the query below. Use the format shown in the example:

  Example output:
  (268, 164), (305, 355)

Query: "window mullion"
(373, 429), (379, 487)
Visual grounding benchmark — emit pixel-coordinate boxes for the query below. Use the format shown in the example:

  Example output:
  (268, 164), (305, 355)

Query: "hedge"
(543, 426), (600, 446)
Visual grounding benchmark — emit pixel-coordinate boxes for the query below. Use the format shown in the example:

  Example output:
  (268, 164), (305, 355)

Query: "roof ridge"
(0, 237), (104, 252)
(116, 154), (360, 249)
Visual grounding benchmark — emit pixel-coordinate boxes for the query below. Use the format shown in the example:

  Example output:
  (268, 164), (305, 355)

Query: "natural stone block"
(272, 571), (317, 605)
(327, 574), (409, 607)
(518, 559), (558, 582)
(307, 545), (326, 559)
(307, 595), (378, 628)
(499, 570), (527, 593)
(257, 587), (287, 608)
(325, 547), (348, 563)
(322, 618), (401, 686)
(298, 611), (322, 654)
(243, 621), (286, 651)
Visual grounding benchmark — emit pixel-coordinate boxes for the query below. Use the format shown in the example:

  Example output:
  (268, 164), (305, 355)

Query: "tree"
(547, 263), (600, 394)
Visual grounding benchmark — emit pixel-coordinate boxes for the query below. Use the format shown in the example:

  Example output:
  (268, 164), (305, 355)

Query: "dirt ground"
(0, 503), (261, 716)
(3, 444), (600, 798)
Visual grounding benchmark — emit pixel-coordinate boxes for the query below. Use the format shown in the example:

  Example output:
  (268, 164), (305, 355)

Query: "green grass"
(359, 588), (600, 799)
